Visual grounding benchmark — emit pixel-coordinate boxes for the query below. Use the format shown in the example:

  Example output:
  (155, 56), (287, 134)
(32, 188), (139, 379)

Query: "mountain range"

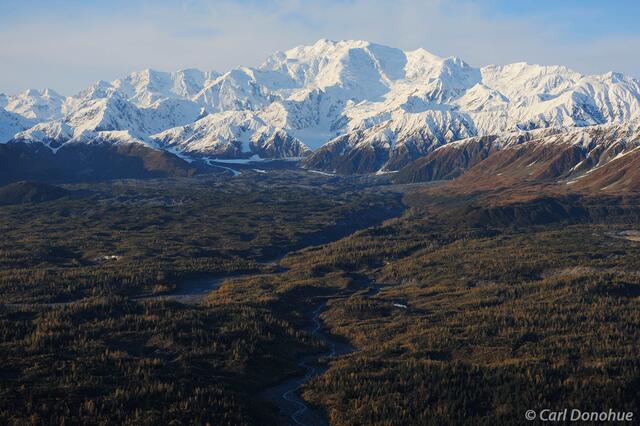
(1, 39), (640, 185)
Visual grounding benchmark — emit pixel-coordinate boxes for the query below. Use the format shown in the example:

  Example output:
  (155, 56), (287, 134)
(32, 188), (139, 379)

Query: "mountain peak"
(310, 38), (370, 48)
(3, 39), (640, 173)
(407, 47), (442, 61)
(602, 70), (625, 83)
(20, 88), (62, 98)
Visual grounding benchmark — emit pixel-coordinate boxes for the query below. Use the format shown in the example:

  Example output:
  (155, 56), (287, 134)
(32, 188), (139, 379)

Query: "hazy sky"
(1, 0), (639, 95)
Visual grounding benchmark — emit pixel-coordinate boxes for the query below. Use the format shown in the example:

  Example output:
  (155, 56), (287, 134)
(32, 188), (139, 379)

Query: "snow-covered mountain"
(0, 109), (36, 144)
(2, 39), (640, 171)
(393, 121), (640, 194)
(2, 88), (73, 121)
(152, 110), (309, 158)
(111, 68), (220, 107)
(394, 121), (640, 184)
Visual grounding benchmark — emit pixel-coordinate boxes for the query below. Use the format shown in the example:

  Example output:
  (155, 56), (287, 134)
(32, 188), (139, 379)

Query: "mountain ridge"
(2, 39), (640, 179)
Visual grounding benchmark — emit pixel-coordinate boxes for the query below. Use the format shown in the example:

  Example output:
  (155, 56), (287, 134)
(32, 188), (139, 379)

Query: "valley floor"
(0, 170), (638, 425)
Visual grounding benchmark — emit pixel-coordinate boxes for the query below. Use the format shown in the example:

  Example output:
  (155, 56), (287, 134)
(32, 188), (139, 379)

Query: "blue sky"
(1, 0), (639, 94)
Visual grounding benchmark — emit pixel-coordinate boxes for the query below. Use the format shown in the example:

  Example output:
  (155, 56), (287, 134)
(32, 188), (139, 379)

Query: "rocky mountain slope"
(396, 122), (640, 193)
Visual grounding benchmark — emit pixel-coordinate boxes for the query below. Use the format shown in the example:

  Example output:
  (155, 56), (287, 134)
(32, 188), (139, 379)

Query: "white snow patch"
(308, 170), (336, 176)
(375, 169), (399, 175)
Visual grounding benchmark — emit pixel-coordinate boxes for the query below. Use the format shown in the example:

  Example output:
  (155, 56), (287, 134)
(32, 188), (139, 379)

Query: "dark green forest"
(0, 170), (638, 425)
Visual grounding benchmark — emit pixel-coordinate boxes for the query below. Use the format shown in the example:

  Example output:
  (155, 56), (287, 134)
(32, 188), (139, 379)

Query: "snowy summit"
(2, 39), (640, 172)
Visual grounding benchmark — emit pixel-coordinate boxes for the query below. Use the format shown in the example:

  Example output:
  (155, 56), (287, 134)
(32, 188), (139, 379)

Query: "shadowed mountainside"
(0, 142), (199, 184)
